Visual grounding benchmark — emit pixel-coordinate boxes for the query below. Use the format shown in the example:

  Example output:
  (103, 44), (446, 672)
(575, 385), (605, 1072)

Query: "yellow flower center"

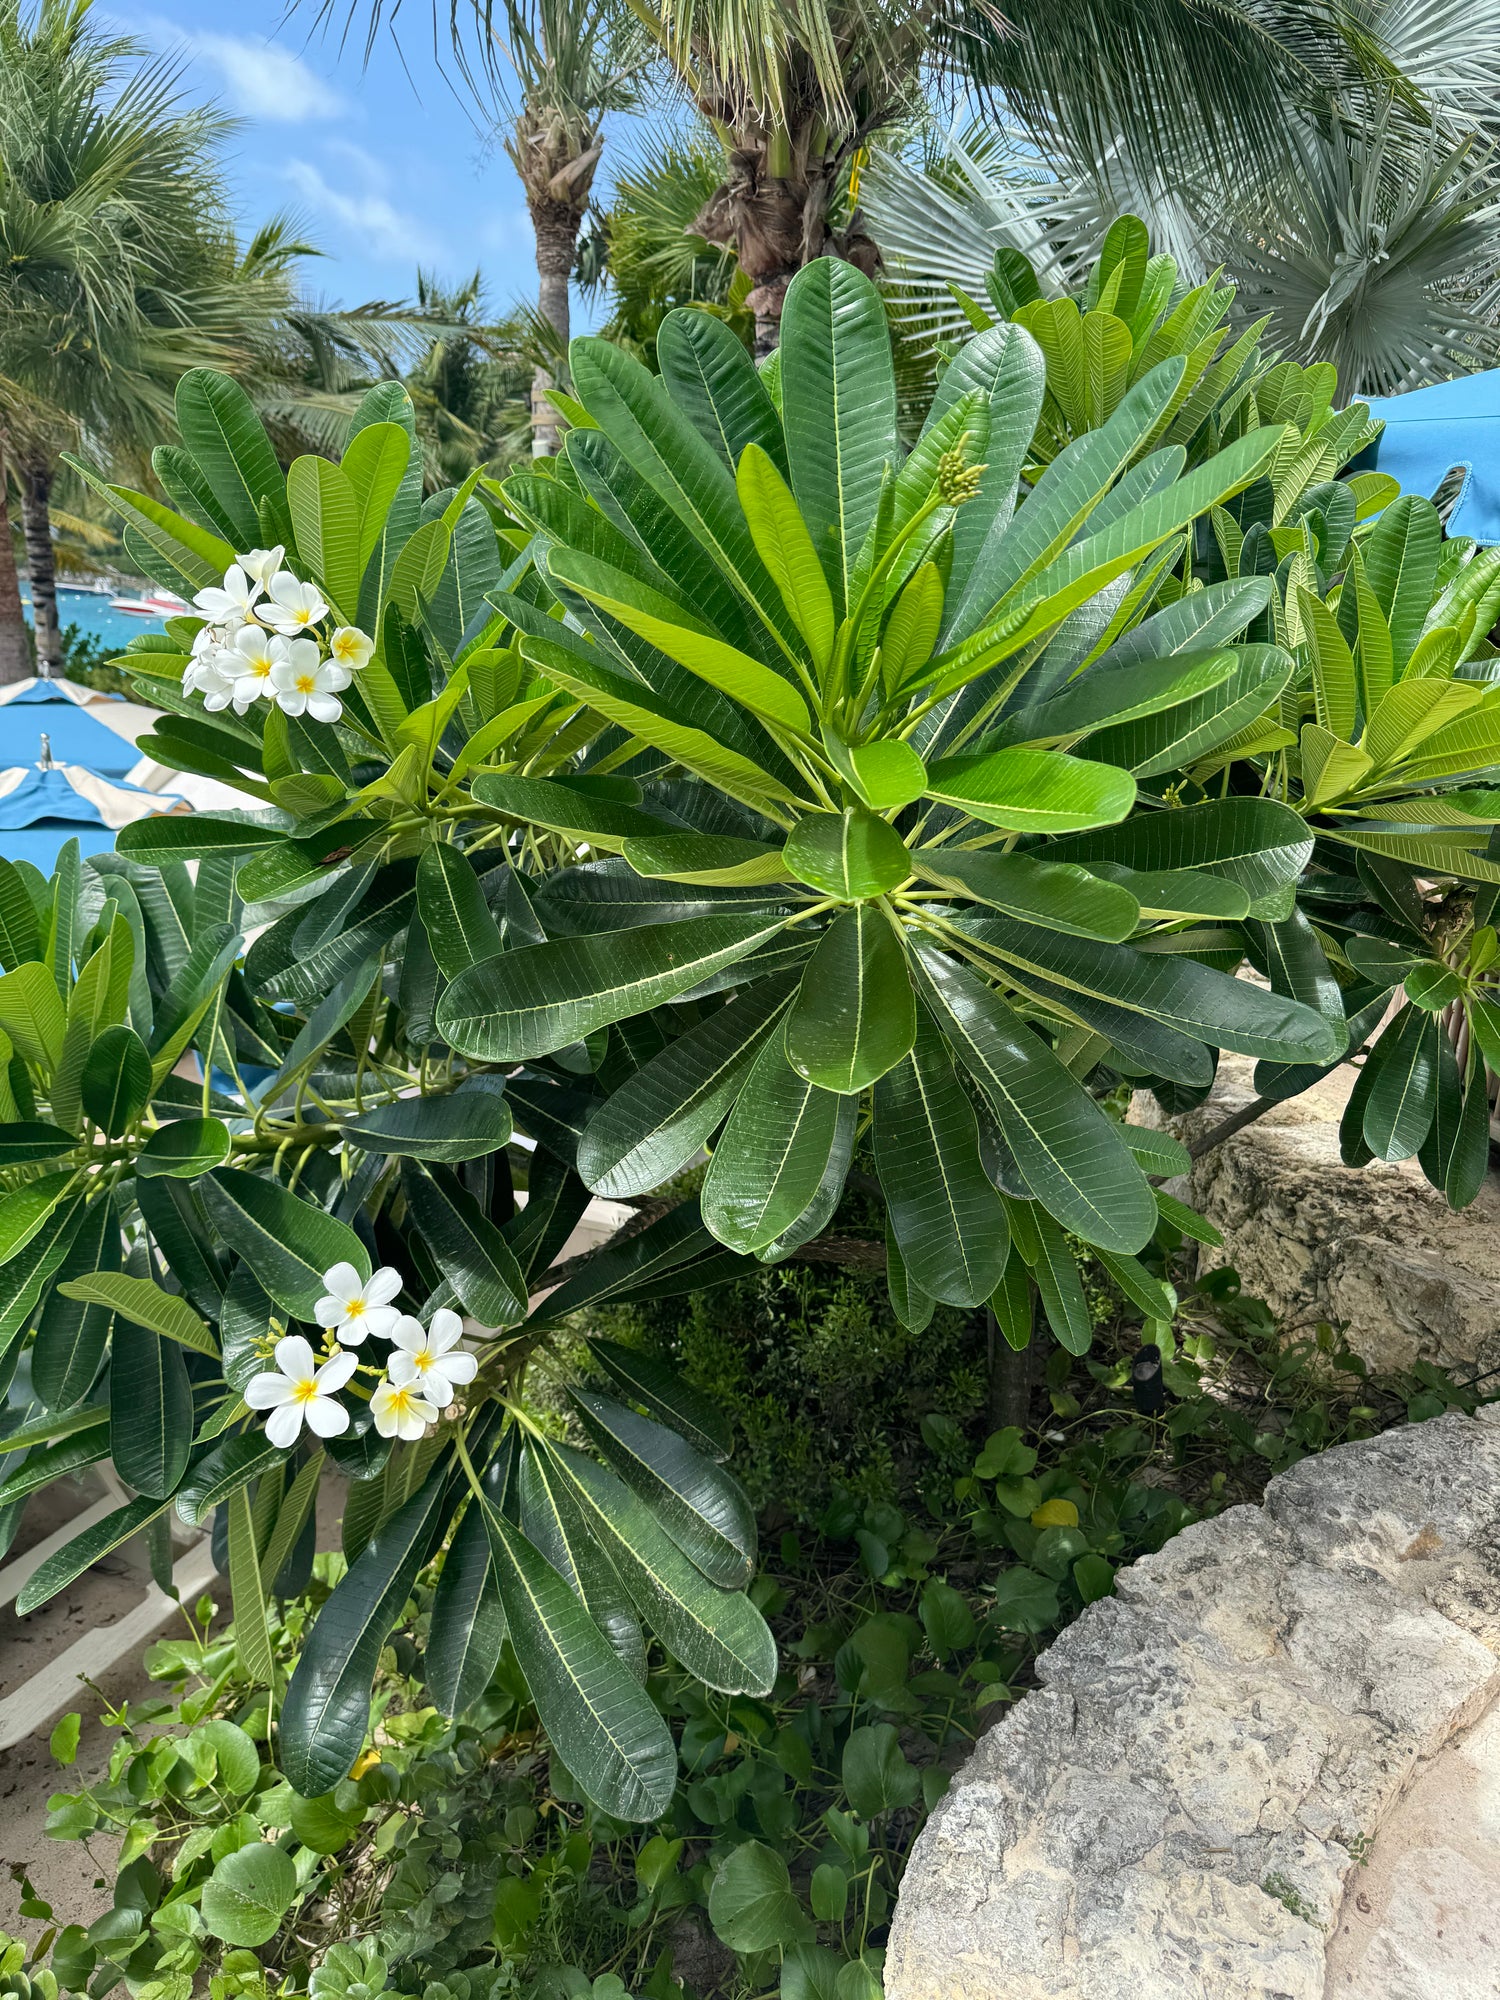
(295, 672), (316, 693)
(345, 1298), (366, 1319)
(251, 658), (272, 679)
(292, 1377), (319, 1404)
(413, 1348), (433, 1369)
(385, 1383), (416, 1412)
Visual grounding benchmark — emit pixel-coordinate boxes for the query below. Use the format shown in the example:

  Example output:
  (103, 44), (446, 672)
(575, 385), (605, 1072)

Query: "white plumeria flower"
(245, 1336), (356, 1448)
(262, 571), (329, 635)
(270, 639), (351, 722)
(187, 650), (239, 711)
(190, 621), (225, 658)
(371, 1375), (438, 1442)
(229, 623), (284, 709)
(327, 625), (374, 672)
(194, 564), (262, 625)
(315, 1261), (404, 1346)
(236, 546), (285, 588)
(387, 1309), (478, 1408)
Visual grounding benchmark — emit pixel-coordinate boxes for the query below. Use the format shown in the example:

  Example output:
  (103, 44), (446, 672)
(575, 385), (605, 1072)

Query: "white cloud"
(124, 13), (338, 123)
(282, 155), (437, 265)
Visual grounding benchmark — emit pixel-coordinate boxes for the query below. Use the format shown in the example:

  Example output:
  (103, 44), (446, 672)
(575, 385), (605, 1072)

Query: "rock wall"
(1135, 1056), (1500, 1378)
(886, 1409), (1500, 2000)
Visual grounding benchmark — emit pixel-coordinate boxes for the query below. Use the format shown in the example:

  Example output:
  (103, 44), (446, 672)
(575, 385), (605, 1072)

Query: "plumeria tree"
(3, 229), (1498, 1822)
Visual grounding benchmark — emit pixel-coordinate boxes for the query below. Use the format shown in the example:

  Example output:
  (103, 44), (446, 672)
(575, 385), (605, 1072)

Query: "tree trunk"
(0, 454), (32, 687)
(691, 135), (881, 355)
(20, 457), (61, 675)
(987, 1307), (1036, 1431)
(529, 203), (579, 459)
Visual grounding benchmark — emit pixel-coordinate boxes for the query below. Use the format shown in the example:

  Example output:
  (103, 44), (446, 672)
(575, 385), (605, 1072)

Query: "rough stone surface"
(1134, 1055), (1500, 1377)
(885, 1409), (1500, 2000)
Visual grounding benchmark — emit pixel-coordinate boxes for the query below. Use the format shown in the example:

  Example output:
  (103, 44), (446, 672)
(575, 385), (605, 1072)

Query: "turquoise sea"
(23, 583), (170, 653)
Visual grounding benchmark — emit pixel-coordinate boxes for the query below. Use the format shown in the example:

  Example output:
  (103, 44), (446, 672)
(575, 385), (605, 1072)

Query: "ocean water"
(22, 583), (170, 654)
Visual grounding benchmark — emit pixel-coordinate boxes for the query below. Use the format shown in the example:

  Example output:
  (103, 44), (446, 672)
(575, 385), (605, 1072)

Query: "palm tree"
(369, 0), (1395, 359)
(0, 0), (250, 679)
(311, 0), (651, 455)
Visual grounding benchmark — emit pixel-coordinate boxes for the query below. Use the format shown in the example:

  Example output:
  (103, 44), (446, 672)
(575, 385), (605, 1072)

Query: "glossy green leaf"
(0, 1171), (74, 1264)
(31, 1194), (118, 1410)
(0, 857), (42, 970)
(471, 772), (667, 846)
(280, 1453), (453, 1796)
(227, 1483), (275, 1684)
(517, 1440), (644, 1679)
(577, 976), (793, 1198)
(546, 1442), (777, 1696)
(842, 1722), (921, 1818)
(914, 846), (1139, 941)
(286, 454), (360, 620)
(785, 905), (915, 1092)
(0, 1121), (75, 1165)
(16, 1491), (168, 1612)
(1363, 1005), (1439, 1162)
(138, 1117), (232, 1180)
(427, 1483), (508, 1718)
(584, 1337), (732, 1460)
(479, 1493), (677, 1821)
(780, 258), (898, 618)
(925, 747), (1134, 833)
(962, 913), (1339, 1064)
(621, 834), (791, 887)
(175, 1434), (286, 1527)
(735, 440), (834, 667)
(78, 1024), (151, 1137)
(438, 913), (788, 1061)
(783, 809), (910, 898)
(1006, 1199), (1093, 1354)
(401, 1158), (527, 1328)
(415, 844), (504, 978)
(341, 419), (413, 571)
(1048, 798), (1313, 922)
(110, 1319), (192, 1499)
(659, 307), (787, 476)
(0, 960), (66, 1072)
(571, 1386), (755, 1588)
(873, 1002), (1010, 1306)
(201, 1168), (370, 1320)
(913, 945), (1155, 1252)
(701, 1035), (843, 1253)
(342, 1084), (512, 1162)
(59, 1270), (218, 1357)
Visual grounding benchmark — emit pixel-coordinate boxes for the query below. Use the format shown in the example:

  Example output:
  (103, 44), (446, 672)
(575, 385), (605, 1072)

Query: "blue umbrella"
(0, 676), (140, 777)
(0, 744), (182, 873)
(1363, 370), (1500, 543)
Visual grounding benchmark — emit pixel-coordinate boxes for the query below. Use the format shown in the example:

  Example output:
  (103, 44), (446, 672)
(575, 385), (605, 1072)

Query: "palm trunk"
(20, 457), (61, 675)
(0, 454), (32, 686)
(530, 204), (578, 459)
(691, 136), (879, 356)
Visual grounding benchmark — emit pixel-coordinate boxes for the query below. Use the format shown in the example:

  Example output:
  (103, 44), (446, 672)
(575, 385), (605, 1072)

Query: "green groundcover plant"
(2, 220), (1498, 1825)
(3, 1262), (1486, 2000)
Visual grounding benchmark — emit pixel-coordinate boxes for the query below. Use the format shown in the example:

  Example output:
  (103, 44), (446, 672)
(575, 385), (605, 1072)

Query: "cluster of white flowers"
(244, 1262), (478, 1448)
(183, 546), (374, 723)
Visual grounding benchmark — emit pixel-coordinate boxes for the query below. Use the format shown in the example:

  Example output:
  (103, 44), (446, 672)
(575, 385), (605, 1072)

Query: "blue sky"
(111, 3), (551, 317)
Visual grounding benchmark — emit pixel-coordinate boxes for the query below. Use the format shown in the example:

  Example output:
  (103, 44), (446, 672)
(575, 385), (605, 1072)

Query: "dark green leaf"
(32, 1193), (118, 1410)
(873, 1002), (1010, 1306)
(401, 1158), (526, 1328)
(0, 1121), (76, 1165)
(201, 1169), (369, 1321)
(783, 809), (910, 899)
(707, 1840), (813, 1950)
(785, 906), (915, 1092)
(584, 1338), (731, 1460)
(280, 1453), (453, 1795)
(438, 914), (789, 1061)
(1363, 1005), (1439, 1162)
(80, 1026), (151, 1137)
(479, 1493), (677, 1821)
(701, 1036), (842, 1253)
(571, 1386), (755, 1588)
(577, 977), (793, 1199)
(415, 845), (504, 979)
(914, 846), (1138, 941)
(110, 1321), (193, 1499)
(912, 945), (1155, 1252)
(343, 1082), (512, 1162)
(138, 1117), (232, 1180)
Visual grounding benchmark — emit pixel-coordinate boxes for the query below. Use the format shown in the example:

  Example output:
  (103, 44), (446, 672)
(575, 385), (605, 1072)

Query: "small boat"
(109, 589), (188, 616)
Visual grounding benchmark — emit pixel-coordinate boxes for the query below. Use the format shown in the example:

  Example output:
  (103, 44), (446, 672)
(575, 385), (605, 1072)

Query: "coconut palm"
(0, 0), (254, 678)
(307, 0), (652, 455)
